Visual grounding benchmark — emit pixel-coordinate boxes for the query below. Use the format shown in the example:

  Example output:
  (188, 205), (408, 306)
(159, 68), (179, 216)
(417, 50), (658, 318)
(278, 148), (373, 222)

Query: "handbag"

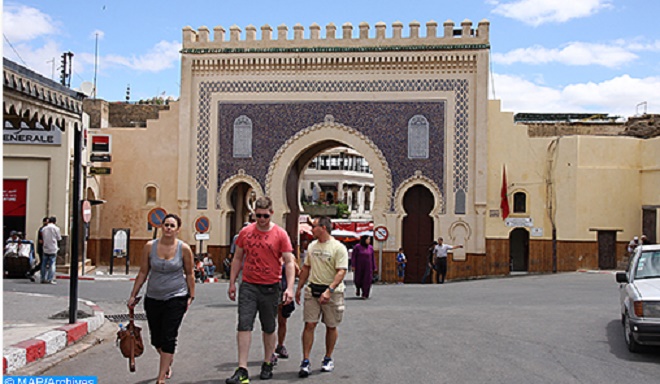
(117, 297), (144, 372)
(309, 283), (329, 298)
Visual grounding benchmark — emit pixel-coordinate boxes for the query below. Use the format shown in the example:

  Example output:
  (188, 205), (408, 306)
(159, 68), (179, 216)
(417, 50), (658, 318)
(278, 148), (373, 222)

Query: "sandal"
(166, 366), (172, 379)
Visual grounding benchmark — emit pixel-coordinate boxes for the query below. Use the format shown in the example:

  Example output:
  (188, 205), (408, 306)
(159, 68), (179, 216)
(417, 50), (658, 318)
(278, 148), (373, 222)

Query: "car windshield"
(634, 251), (660, 280)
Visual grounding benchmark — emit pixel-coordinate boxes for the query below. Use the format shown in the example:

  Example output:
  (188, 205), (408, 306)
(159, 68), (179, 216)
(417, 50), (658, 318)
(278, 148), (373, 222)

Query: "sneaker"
(226, 367), (249, 384)
(49, 280), (57, 285)
(320, 357), (334, 373)
(298, 359), (311, 378)
(270, 353), (278, 366)
(275, 344), (289, 359)
(259, 361), (274, 380)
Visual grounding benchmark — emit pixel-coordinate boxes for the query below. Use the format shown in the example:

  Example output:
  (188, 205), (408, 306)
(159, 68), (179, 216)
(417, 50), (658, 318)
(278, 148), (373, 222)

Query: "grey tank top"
(145, 239), (189, 300)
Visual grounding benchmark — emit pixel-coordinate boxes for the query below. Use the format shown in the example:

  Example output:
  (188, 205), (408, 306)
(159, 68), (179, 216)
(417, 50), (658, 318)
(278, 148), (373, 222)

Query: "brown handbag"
(117, 297), (144, 372)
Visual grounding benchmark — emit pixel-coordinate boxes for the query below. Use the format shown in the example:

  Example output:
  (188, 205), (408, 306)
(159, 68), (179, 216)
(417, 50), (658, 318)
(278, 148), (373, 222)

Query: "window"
(233, 115), (253, 158)
(513, 192), (527, 213)
(146, 185), (158, 205)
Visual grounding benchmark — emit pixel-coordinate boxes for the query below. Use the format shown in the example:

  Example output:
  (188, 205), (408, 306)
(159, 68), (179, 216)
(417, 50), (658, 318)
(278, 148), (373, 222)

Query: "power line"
(3, 33), (28, 67)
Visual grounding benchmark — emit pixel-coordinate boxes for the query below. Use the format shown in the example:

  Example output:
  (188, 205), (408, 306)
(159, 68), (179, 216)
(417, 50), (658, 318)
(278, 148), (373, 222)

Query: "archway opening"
(284, 142), (376, 257)
(228, 182), (256, 243)
(402, 185), (434, 283)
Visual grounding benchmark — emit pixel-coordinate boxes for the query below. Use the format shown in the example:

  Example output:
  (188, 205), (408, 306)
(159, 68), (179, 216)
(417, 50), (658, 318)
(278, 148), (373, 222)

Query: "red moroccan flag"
(500, 165), (510, 220)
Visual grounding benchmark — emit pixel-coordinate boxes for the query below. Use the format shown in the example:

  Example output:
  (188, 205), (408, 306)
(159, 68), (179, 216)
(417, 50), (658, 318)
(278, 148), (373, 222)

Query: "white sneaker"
(321, 357), (334, 372)
(299, 359), (311, 378)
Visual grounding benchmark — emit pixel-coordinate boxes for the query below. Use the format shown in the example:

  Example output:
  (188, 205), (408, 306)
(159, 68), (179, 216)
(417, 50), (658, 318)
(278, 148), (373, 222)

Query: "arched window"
(408, 115), (429, 159)
(513, 192), (527, 213)
(146, 185), (158, 205)
(233, 115), (253, 158)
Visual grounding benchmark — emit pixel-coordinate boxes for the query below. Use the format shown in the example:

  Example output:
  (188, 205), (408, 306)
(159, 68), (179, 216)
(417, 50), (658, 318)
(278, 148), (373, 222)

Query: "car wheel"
(623, 312), (641, 353)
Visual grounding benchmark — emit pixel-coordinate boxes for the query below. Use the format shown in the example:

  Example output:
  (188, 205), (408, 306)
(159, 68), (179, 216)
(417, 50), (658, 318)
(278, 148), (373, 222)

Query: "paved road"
(8, 272), (660, 383)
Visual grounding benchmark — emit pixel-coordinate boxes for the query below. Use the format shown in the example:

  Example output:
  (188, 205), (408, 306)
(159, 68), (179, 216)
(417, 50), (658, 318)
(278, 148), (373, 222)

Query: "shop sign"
(3, 129), (62, 145)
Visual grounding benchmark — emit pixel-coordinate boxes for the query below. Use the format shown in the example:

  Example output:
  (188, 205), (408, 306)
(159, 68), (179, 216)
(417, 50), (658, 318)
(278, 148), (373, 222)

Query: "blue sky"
(3, 0), (660, 117)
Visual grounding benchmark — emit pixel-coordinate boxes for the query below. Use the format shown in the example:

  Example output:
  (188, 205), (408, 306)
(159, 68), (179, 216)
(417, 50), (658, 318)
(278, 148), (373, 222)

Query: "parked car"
(615, 244), (660, 352)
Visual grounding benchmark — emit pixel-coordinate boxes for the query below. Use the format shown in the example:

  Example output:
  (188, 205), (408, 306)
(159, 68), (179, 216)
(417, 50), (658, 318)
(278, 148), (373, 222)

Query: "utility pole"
(47, 58), (55, 81)
(93, 33), (99, 99)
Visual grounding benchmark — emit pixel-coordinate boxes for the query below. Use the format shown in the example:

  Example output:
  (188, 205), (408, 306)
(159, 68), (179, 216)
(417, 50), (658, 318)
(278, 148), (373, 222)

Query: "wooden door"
(402, 185), (434, 283)
(598, 230), (617, 269)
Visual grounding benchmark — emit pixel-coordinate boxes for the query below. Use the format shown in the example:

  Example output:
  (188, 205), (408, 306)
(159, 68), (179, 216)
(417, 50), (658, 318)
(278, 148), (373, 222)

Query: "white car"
(615, 244), (660, 352)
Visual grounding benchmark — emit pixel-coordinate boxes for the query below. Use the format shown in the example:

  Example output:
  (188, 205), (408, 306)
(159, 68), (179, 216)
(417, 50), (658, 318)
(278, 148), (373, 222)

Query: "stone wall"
(108, 103), (169, 127)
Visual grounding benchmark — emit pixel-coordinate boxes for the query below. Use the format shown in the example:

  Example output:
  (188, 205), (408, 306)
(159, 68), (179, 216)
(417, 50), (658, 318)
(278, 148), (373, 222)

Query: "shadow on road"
(606, 319), (660, 360)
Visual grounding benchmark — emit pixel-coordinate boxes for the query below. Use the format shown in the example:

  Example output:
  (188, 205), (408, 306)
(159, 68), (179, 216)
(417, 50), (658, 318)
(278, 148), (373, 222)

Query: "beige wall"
(91, 103), (182, 241)
(486, 99), (660, 243)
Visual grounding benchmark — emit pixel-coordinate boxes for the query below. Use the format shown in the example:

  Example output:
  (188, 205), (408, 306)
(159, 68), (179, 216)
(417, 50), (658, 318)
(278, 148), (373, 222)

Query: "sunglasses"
(255, 213), (271, 219)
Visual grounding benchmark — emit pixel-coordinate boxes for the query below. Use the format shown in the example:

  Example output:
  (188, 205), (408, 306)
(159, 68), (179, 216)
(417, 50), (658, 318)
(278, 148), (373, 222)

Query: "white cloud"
(103, 40), (181, 72)
(492, 73), (660, 117)
(493, 42), (638, 68)
(3, 4), (57, 42)
(491, 0), (612, 26)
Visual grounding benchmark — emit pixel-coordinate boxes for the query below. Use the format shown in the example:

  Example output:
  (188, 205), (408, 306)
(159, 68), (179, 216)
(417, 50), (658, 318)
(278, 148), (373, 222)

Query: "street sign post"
(194, 216), (211, 258)
(373, 226), (389, 281)
(147, 207), (167, 239)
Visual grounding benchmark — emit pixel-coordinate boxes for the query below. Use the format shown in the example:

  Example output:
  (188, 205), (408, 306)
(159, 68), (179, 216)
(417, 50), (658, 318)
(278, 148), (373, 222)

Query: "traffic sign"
(82, 200), (92, 223)
(195, 216), (210, 234)
(147, 207), (167, 228)
(374, 225), (389, 242)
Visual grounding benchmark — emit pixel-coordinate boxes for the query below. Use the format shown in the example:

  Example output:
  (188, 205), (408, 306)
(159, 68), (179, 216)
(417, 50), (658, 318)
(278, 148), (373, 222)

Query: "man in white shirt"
(433, 237), (463, 284)
(40, 217), (61, 284)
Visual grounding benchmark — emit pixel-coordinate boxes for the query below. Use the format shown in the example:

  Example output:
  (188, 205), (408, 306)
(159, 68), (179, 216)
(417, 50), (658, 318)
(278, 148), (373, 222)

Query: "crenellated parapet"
(181, 19), (489, 53)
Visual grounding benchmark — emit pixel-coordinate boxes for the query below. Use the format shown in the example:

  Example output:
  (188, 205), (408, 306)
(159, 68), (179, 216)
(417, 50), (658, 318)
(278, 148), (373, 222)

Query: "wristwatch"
(328, 286), (335, 293)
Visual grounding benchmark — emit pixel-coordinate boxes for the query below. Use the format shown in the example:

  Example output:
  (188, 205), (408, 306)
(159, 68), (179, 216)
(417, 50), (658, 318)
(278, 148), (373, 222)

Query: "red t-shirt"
(236, 223), (293, 285)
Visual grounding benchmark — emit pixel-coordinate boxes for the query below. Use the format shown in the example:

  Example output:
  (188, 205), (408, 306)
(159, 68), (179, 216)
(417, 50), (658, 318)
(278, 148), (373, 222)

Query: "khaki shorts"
(303, 286), (345, 327)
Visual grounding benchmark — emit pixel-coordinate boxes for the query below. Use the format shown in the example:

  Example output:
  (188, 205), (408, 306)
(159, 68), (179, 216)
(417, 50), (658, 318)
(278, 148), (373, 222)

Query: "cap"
(634, 236), (639, 240)
(10, 230), (17, 236)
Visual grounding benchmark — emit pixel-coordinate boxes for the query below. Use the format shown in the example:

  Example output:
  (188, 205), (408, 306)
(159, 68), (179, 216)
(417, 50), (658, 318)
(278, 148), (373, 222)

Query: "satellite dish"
(80, 81), (94, 96)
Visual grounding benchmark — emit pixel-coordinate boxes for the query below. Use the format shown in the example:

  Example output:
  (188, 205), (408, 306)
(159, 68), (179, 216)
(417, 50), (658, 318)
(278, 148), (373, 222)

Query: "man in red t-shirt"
(227, 196), (295, 383)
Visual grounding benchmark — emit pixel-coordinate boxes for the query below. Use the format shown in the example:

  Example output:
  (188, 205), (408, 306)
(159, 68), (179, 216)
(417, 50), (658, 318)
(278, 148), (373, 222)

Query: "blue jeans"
(204, 265), (216, 277)
(41, 253), (57, 282)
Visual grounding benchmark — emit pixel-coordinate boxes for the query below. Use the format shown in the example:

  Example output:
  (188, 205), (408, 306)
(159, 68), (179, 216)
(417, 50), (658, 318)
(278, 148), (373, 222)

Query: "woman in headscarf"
(351, 235), (376, 299)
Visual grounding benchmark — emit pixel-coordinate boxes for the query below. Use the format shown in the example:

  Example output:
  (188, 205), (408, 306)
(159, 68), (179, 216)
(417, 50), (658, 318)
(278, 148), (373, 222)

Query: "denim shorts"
(237, 281), (280, 333)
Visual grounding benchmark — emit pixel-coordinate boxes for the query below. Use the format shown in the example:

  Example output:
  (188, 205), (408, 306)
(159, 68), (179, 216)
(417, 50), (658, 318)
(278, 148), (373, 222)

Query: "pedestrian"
(127, 213), (195, 384)
(396, 247), (407, 284)
(295, 216), (349, 378)
(226, 196), (296, 384)
(203, 253), (216, 277)
(627, 236), (639, 255)
(421, 241), (437, 283)
(27, 217), (48, 282)
(274, 256), (301, 362)
(641, 235), (654, 245)
(351, 235), (375, 299)
(433, 237), (463, 284)
(40, 217), (61, 284)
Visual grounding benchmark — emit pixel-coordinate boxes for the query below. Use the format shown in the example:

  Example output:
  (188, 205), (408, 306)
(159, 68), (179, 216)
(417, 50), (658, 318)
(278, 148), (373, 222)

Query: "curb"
(2, 299), (105, 374)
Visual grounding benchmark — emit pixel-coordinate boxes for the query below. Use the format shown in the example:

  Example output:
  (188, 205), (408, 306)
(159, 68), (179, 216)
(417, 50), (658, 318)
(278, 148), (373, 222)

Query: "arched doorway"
(402, 185), (434, 283)
(509, 228), (529, 272)
(228, 182), (255, 241)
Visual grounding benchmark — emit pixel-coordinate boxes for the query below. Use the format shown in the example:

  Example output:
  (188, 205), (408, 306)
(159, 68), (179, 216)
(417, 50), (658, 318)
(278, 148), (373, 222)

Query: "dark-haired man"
(227, 196), (296, 384)
(295, 216), (348, 377)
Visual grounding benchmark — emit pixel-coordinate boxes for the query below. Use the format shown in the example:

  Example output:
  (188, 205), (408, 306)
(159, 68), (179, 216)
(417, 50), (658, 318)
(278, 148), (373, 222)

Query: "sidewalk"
(60, 266), (222, 283)
(3, 291), (106, 374)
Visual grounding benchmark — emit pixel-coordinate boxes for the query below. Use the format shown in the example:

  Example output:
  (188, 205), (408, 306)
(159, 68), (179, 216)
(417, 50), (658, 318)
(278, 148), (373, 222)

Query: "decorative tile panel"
(195, 79), (469, 211)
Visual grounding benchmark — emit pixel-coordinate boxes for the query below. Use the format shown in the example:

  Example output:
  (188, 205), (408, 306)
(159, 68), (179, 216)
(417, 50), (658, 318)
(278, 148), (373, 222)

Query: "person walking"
(274, 256), (301, 362)
(421, 241), (437, 284)
(351, 235), (375, 299)
(226, 196), (296, 384)
(127, 213), (195, 384)
(27, 217), (48, 282)
(295, 216), (349, 378)
(433, 237), (463, 284)
(40, 217), (61, 284)
(396, 247), (407, 284)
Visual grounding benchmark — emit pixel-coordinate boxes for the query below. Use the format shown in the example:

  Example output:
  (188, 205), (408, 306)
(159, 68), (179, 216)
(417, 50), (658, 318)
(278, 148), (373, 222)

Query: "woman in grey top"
(128, 213), (195, 384)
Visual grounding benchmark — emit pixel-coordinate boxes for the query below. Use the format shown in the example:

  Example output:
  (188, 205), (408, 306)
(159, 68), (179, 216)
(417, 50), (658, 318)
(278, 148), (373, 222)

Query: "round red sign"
(82, 200), (92, 223)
